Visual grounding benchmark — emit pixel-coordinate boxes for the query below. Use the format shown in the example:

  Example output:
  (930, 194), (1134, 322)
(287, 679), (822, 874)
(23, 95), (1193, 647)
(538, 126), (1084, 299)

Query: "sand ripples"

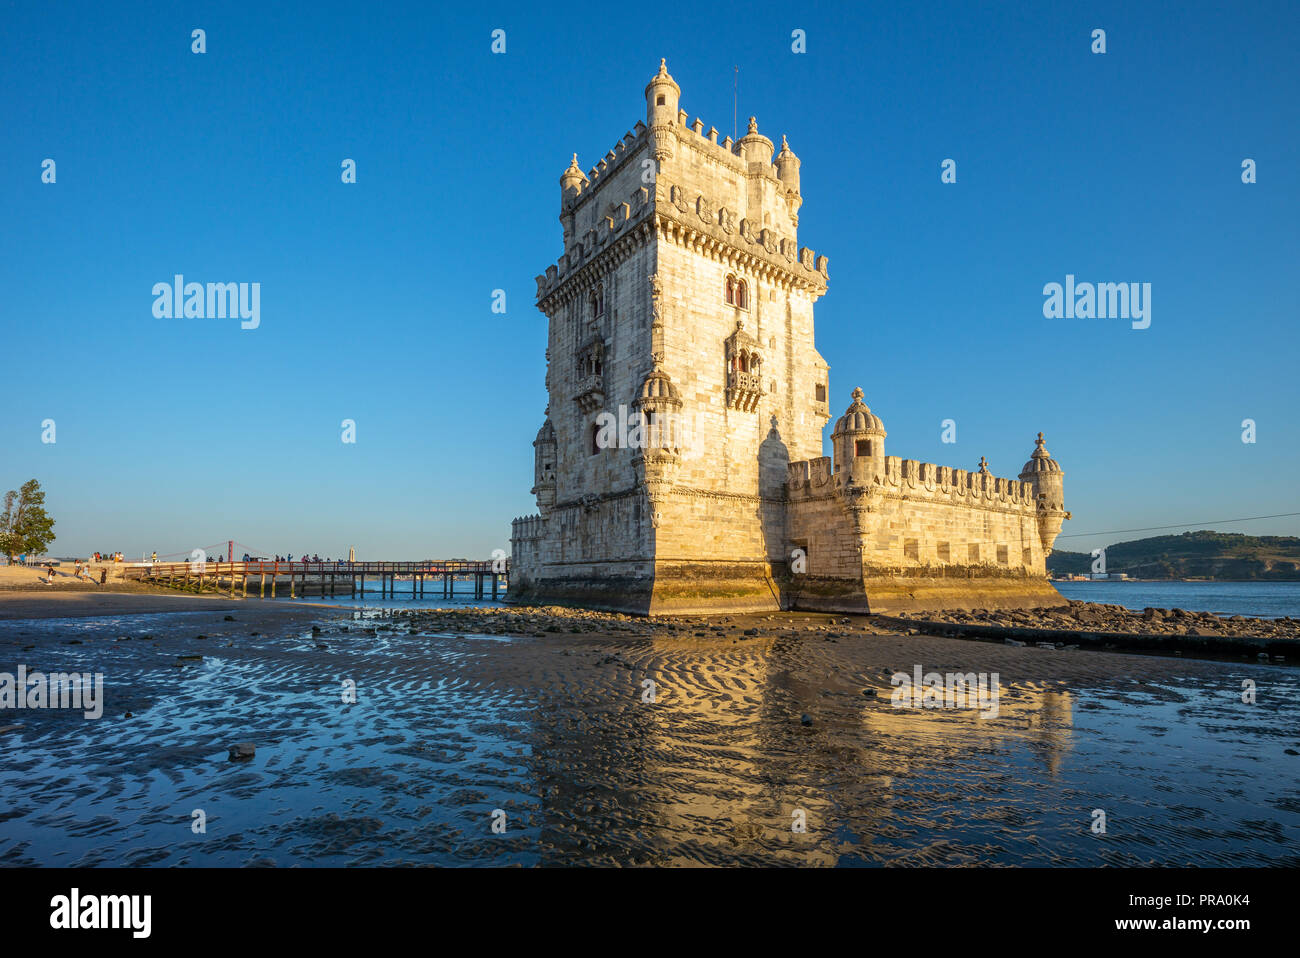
(1, 609), (1298, 866)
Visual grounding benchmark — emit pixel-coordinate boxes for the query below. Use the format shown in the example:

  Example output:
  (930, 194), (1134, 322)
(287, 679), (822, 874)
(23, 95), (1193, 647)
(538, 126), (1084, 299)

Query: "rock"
(228, 743), (256, 761)
(0, 724), (23, 734)
(224, 615), (235, 621)
(744, 628), (758, 636)
(800, 714), (813, 726)
(1004, 639), (1026, 647)
(124, 712), (134, 719)
(861, 689), (876, 698)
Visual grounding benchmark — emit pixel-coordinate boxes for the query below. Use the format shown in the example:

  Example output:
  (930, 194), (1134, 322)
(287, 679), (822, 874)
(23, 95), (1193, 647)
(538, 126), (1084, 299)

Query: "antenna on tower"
(733, 66), (739, 144)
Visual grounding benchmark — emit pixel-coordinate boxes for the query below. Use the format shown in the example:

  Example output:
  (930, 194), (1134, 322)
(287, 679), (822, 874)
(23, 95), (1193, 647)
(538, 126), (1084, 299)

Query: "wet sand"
(0, 590), (315, 621)
(1, 604), (1297, 866)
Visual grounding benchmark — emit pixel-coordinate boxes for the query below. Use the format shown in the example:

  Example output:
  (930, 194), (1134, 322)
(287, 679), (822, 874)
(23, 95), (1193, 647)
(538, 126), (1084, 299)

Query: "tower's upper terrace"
(536, 59), (828, 309)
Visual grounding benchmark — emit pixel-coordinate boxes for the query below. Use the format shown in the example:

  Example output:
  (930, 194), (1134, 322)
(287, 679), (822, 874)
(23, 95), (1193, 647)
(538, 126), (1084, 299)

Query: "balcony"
(726, 370), (763, 412)
(573, 373), (604, 414)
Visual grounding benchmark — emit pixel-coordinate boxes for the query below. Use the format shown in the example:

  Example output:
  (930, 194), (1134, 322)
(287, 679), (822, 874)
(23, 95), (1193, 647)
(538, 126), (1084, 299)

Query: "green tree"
(1, 480), (56, 562)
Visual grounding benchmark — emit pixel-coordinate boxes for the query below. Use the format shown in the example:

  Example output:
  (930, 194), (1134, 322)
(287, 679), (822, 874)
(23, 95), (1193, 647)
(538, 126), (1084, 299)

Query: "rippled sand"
(1, 605), (1297, 866)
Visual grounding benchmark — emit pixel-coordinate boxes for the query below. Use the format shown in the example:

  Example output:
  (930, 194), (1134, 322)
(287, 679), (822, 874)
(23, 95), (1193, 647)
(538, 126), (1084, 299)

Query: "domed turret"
(832, 387), (886, 478)
(531, 418), (557, 516)
(634, 366), (684, 453)
(738, 116), (774, 166)
(560, 154), (586, 203)
(1018, 432), (1068, 552)
(645, 58), (680, 123)
(636, 367), (682, 407)
(1019, 432), (1062, 477)
(775, 135), (801, 195)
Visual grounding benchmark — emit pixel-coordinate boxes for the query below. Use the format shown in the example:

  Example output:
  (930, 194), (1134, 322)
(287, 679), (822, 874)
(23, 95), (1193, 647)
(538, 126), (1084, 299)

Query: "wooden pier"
(124, 560), (508, 601)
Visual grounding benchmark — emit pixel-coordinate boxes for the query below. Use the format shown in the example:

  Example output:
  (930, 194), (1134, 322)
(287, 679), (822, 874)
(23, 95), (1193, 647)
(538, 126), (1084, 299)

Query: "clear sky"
(2, 0), (1297, 560)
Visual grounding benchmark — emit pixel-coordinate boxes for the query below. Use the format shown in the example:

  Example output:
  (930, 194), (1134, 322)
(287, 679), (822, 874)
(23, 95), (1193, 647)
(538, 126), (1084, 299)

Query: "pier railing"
(124, 559), (509, 600)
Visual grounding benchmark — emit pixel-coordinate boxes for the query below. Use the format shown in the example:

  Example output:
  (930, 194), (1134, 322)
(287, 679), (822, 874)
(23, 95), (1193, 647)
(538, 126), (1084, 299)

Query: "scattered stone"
(0, 724), (23, 734)
(224, 615), (235, 621)
(800, 714), (814, 726)
(228, 743), (256, 761)
(1005, 639), (1026, 647)
(124, 712), (133, 719)
(861, 689), (876, 698)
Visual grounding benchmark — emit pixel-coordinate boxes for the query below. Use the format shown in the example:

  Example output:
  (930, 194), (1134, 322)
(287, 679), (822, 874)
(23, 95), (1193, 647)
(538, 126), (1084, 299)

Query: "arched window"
(590, 421), (602, 456)
(725, 275), (736, 306)
(736, 280), (748, 309)
(589, 284), (604, 320)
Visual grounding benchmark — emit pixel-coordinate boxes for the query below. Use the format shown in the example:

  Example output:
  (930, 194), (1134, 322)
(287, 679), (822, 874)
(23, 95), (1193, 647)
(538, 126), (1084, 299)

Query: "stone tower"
(511, 59), (831, 613)
(511, 60), (1068, 615)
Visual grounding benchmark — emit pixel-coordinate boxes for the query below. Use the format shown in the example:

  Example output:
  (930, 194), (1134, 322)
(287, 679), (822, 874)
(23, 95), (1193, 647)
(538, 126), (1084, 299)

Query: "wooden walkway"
(124, 560), (508, 600)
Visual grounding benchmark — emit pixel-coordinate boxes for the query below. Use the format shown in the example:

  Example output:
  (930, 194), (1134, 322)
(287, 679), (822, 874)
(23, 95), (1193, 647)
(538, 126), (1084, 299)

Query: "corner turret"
(832, 387), (886, 481)
(645, 58), (681, 164)
(1018, 432), (1069, 553)
(532, 418), (557, 517)
(738, 116), (774, 167)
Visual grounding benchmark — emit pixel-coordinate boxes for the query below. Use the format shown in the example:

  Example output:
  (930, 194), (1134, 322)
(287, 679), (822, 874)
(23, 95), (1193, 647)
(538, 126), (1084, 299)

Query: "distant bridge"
(125, 559), (509, 600)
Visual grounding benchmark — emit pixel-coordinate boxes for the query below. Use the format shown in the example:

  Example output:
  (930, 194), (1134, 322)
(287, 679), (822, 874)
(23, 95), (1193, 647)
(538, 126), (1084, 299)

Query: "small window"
(589, 421), (602, 456)
(725, 275), (736, 306)
(904, 539), (919, 560)
(968, 543), (980, 562)
(815, 383), (827, 403)
(855, 439), (869, 457)
(656, 94), (665, 106)
(997, 545), (1009, 565)
(937, 542), (952, 562)
(736, 280), (748, 309)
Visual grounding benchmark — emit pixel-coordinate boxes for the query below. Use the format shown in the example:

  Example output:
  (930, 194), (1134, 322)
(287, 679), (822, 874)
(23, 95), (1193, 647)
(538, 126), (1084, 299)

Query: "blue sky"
(2, 0), (1296, 559)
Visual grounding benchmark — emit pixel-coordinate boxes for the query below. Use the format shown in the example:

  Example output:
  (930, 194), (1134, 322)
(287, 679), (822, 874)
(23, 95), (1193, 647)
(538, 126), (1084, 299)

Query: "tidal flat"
(0, 600), (1297, 867)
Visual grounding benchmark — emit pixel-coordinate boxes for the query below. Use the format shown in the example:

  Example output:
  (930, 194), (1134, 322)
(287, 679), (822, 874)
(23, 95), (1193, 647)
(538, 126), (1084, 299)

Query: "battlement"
(568, 121), (649, 203)
(511, 515), (546, 540)
(787, 454), (1038, 509)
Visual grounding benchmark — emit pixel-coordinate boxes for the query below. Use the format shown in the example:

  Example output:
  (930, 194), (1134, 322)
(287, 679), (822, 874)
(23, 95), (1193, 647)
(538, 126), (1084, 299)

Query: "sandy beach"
(1, 597), (1296, 866)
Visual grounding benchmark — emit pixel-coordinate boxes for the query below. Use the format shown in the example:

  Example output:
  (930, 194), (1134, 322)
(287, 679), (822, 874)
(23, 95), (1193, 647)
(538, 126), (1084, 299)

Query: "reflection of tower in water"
(521, 638), (1074, 865)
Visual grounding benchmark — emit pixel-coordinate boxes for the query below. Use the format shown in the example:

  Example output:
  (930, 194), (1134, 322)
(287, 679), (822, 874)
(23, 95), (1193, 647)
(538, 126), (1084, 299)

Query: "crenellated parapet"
(786, 389), (1067, 566)
(511, 514), (546, 541)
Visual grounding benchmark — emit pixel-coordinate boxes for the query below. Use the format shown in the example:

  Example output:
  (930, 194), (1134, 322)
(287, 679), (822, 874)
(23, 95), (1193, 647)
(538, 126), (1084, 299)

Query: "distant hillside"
(1048, 531), (1300, 580)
